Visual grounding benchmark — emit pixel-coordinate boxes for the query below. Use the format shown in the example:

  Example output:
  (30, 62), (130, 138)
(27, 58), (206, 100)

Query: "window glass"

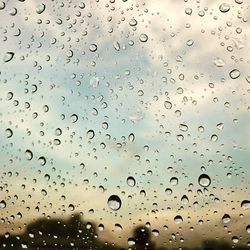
(0, 0), (250, 249)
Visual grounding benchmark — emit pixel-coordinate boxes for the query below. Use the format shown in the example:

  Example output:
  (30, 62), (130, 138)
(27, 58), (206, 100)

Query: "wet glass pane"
(0, 0), (250, 249)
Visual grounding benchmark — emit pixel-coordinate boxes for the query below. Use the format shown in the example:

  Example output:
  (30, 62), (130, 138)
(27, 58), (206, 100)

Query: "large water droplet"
(181, 195), (189, 204)
(174, 215), (183, 224)
(198, 174), (211, 187)
(89, 44), (98, 52)
(3, 52), (14, 63)
(25, 149), (33, 160)
(139, 34), (148, 43)
(128, 238), (135, 246)
(127, 176), (136, 187)
(213, 57), (225, 67)
(108, 195), (121, 211)
(170, 177), (178, 186)
(87, 130), (95, 139)
(0, 200), (6, 208)
(229, 69), (241, 79)
(222, 214), (231, 223)
(241, 200), (250, 209)
(5, 128), (13, 138)
(36, 3), (46, 14)
(219, 3), (230, 13)
(164, 101), (172, 110)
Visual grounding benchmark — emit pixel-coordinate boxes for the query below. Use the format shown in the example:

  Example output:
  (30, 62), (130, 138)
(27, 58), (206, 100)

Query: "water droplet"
(181, 195), (189, 204)
(113, 41), (120, 51)
(0, 200), (6, 208)
(170, 177), (178, 186)
(3, 52), (14, 63)
(165, 188), (173, 195)
(89, 44), (98, 52)
(213, 57), (225, 67)
(241, 200), (250, 209)
(219, 3), (230, 13)
(55, 128), (62, 136)
(108, 195), (121, 211)
(68, 204), (75, 211)
(98, 224), (104, 231)
(87, 130), (95, 139)
(179, 124), (188, 132)
(216, 123), (224, 130)
(198, 174), (211, 187)
(174, 215), (183, 224)
(185, 7), (192, 15)
(115, 223), (123, 231)
(139, 34), (148, 43)
(128, 133), (135, 142)
(152, 229), (160, 237)
(229, 69), (240, 79)
(71, 114), (78, 123)
(5, 128), (13, 138)
(232, 236), (239, 243)
(38, 156), (46, 166)
(222, 214), (231, 223)
(41, 189), (47, 196)
(25, 149), (33, 160)
(129, 18), (137, 26)
(164, 101), (172, 110)
(36, 3), (46, 14)
(127, 176), (136, 187)
(90, 77), (99, 88)
(211, 134), (218, 142)
(128, 238), (135, 246)
(0, 1), (6, 10)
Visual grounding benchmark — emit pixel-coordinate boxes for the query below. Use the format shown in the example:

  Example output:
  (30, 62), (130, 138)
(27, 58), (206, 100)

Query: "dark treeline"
(0, 213), (248, 250)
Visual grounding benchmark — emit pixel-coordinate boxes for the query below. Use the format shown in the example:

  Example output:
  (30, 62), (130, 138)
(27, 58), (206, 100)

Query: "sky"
(0, 0), (250, 248)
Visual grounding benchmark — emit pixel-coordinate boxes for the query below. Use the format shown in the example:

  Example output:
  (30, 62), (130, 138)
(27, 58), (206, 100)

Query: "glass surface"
(0, 0), (250, 249)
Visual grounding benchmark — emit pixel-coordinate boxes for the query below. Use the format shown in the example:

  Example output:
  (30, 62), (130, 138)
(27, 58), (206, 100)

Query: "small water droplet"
(128, 133), (135, 142)
(113, 41), (120, 51)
